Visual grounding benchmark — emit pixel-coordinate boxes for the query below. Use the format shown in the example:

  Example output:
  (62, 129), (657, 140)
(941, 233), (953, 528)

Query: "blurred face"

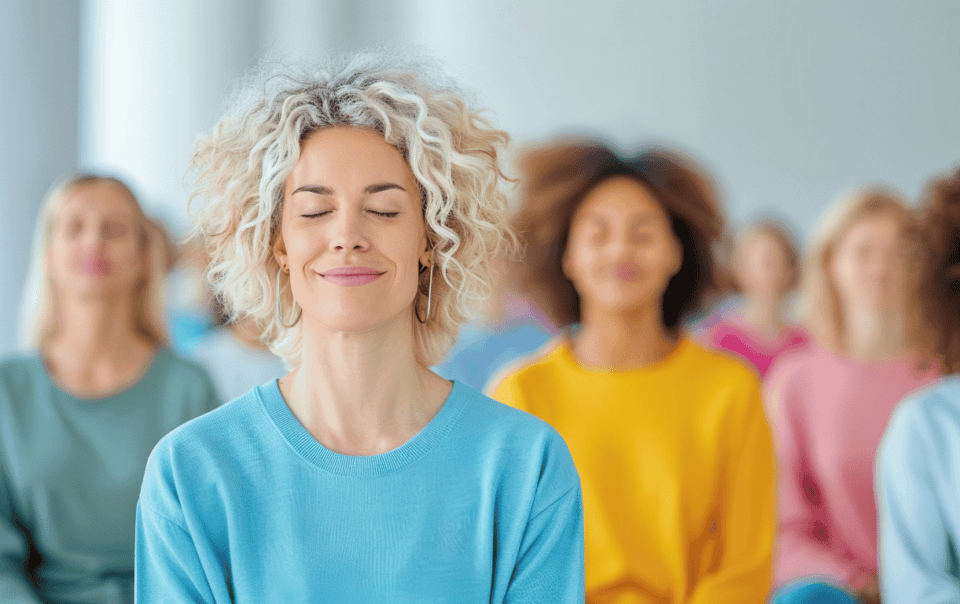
(47, 182), (146, 301)
(274, 127), (429, 334)
(562, 176), (682, 317)
(829, 212), (911, 316)
(736, 231), (795, 301)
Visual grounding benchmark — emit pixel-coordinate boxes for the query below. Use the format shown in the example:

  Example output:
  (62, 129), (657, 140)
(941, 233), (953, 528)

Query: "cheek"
(565, 243), (599, 282)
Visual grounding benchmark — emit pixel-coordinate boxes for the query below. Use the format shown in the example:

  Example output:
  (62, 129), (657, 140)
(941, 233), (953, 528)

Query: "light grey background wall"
(1, 0), (958, 355)
(0, 1), (82, 355)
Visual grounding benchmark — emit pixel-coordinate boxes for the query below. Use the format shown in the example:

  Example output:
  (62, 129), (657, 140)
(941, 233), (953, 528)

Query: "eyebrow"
(291, 182), (407, 195)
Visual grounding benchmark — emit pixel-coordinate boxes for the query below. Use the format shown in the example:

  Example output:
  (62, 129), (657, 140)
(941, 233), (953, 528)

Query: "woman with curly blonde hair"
(135, 53), (584, 603)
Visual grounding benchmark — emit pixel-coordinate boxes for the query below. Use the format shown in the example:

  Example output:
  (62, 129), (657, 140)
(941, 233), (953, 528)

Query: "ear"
(418, 231), (433, 268)
(560, 245), (573, 282)
(669, 235), (684, 278)
(272, 234), (288, 271)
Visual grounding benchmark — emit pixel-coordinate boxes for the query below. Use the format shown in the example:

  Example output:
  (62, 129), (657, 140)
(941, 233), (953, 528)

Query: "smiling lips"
(613, 264), (640, 280)
(320, 267), (386, 286)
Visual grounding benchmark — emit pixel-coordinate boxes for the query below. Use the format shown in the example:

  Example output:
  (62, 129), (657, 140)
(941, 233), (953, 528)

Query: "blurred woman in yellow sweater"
(489, 142), (776, 603)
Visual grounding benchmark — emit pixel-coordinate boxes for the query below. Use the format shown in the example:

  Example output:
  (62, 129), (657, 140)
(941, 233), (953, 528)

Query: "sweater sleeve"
(503, 484), (585, 603)
(135, 436), (228, 604)
(135, 501), (218, 604)
(770, 368), (862, 586)
(876, 400), (960, 602)
(0, 461), (42, 603)
(690, 380), (777, 603)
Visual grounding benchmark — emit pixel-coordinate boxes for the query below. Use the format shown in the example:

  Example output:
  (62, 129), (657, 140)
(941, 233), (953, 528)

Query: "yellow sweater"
(489, 337), (775, 603)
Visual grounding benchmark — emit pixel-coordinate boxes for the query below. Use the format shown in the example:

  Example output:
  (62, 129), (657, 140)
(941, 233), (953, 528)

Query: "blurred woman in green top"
(0, 174), (220, 604)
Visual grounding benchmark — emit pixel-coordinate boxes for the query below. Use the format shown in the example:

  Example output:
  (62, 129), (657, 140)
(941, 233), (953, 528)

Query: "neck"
(740, 296), (786, 339)
(50, 295), (147, 362)
(842, 307), (906, 362)
(281, 313), (450, 455)
(574, 301), (678, 370)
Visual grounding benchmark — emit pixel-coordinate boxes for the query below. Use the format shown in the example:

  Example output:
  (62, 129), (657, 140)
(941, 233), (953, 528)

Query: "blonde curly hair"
(189, 52), (517, 367)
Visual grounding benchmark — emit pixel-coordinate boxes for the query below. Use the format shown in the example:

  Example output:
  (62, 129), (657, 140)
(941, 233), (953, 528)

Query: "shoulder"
(0, 354), (40, 386)
(484, 337), (565, 397)
(142, 387), (262, 497)
(879, 378), (960, 485)
(455, 382), (571, 451)
(450, 383), (580, 501)
(765, 345), (823, 387)
(705, 319), (740, 342)
(682, 338), (760, 388)
(156, 348), (216, 385)
(0, 354), (43, 407)
(887, 378), (960, 442)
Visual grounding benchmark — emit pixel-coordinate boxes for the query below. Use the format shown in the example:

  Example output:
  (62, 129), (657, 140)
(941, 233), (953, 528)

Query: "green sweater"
(0, 348), (220, 603)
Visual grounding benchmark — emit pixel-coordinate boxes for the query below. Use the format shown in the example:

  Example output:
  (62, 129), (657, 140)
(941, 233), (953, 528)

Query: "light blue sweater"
(136, 379), (584, 603)
(876, 376), (960, 601)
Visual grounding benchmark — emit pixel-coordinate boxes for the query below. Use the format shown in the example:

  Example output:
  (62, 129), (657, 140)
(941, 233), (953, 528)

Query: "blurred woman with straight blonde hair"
(768, 187), (938, 604)
(0, 173), (220, 604)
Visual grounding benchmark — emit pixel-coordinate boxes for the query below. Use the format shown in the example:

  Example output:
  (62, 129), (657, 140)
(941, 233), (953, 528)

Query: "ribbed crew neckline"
(257, 378), (469, 477)
(34, 347), (169, 404)
(555, 336), (694, 376)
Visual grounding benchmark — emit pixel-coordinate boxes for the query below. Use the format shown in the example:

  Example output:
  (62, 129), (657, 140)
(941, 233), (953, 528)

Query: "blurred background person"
(163, 238), (217, 354)
(768, 188), (938, 604)
(490, 142), (776, 602)
(0, 174), (221, 604)
(432, 255), (557, 391)
(189, 293), (288, 403)
(706, 218), (809, 380)
(876, 166), (960, 602)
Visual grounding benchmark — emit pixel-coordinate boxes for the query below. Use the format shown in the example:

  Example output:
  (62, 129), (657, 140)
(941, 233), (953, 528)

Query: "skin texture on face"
(46, 182), (146, 301)
(562, 175), (682, 318)
(829, 212), (911, 317)
(736, 231), (795, 302)
(274, 126), (430, 335)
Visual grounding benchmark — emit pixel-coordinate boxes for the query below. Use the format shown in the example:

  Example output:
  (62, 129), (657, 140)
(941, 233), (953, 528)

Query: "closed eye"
(369, 211), (399, 218)
(302, 211), (331, 218)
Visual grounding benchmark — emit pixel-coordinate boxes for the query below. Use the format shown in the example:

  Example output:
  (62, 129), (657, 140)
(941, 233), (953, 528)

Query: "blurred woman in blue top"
(876, 166), (960, 602)
(0, 174), (220, 604)
(134, 52), (584, 604)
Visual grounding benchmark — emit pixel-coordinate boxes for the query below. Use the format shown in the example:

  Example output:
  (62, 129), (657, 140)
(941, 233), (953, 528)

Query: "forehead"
(842, 212), (905, 243)
(60, 182), (138, 219)
(575, 175), (666, 223)
(287, 127), (415, 189)
(744, 230), (789, 254)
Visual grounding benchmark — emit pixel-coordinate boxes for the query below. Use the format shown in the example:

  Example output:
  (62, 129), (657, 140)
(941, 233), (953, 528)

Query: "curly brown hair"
(513, 140), (725, 331)
(915, 167), (960, 374)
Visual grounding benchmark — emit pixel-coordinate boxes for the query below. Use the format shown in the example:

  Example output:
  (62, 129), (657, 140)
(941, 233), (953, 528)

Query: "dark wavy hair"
(513, 141), (725, 332)
(915, 166), (960, 374)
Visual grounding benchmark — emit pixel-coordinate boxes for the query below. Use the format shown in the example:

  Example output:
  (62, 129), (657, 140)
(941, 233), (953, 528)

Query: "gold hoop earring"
(275, 267), (302, 328)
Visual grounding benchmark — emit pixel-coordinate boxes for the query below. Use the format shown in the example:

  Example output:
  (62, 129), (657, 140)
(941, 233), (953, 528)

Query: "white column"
(0, 1), (82, 354)
(80, 0), (262, 236)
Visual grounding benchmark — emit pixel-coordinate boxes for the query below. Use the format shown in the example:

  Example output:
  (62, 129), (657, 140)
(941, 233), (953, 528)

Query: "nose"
(328, 210), (368, 252)
(78, 228), (108, 253)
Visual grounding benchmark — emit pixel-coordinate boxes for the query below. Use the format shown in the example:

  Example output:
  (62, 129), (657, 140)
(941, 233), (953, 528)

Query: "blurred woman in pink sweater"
(767, 188), (938, 604)
(707, 218), (809, 380)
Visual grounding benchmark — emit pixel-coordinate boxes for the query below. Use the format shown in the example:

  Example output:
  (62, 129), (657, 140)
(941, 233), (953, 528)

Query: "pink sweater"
(767, 346), (938, 587)
(707, 320), (809, 378)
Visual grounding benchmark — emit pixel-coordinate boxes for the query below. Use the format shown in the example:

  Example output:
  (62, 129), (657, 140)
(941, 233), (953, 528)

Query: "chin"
(310, 310), (403, 336)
